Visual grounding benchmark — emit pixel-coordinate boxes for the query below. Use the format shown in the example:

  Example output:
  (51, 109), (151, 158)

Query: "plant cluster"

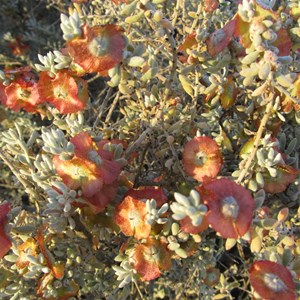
(0, 0), (299, 299)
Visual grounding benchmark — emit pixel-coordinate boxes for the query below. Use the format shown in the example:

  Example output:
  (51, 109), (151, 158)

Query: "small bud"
(153, 11), (163, 22)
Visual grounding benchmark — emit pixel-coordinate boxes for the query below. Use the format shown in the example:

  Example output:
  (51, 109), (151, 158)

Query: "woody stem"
(236, 95), (274, 185)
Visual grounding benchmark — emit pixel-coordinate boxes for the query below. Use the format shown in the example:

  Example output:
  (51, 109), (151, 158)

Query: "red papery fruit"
(249, 260), (296, 300)
(71, 131), (97, 158)
(183, 136), (222, 182)
(67, 24), (125, 74)
(263, 165), (299, 194)
(4, 72), (40, 113)
(202, 178), (254, 239)
(53, 132), (122, 213)
(16, 227), (64, 280)
(84, 181), (119, 213)
(273, 28), (292, 56)
(234, 3), (292, 56)
(53, 156), (104, 197)
(97, 138), (128, 160)
(71, 132), (121, 184)
(16, 238), (38, 269)
(37, 274), (79, 300)
(206, 19), (236, 57)
(0, 202), (12, 259)
(0, 82), (7, 106)
(114, 196), (151, 240)
(177, 33), (197, 63)
(180, 215), (209, 234)
(37, 71), (88, 114)
(133, 238), (171, 281)
(36, 225), (64, 279)
(240, 137), (299, 194)
(72, 132), (123, 161)
(96, 139), (117, 161)
(204, 0), (219, 12)
(125, 186), (168, 207)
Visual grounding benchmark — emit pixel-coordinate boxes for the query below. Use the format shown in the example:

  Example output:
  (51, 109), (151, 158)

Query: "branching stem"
(125, 127), (153, 160)
(134, 281), (145, 300)
(105, 91), (120, 124)
(163, 30), (178, 98)
(93, 87), (113, 129)
(236, 95), (274, 184)
(189, 3), (203, 34)
(0, 149), (40, 210)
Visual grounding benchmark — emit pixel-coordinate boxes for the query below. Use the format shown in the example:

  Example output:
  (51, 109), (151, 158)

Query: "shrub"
(0, 0), (299, 299)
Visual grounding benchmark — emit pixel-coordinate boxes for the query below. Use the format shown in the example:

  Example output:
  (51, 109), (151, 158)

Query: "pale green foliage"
(0, 0), (299, 299)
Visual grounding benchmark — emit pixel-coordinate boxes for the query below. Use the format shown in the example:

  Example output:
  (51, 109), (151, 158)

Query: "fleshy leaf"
(220, 76), (238, 109)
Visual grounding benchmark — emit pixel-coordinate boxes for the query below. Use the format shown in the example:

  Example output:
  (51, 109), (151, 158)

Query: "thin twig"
(189, 3), (203, 34)
(219, 110), (238, 152)
(92, 88), (113, 129)
(163, 30), (178, 98)
(161, 127), (187, 181)
(172, 0), (182, 27)
(273, 81), (299, 106)
(104, 91), (120, 124)
(187, 69), (200, 133)
(0, 150), (40, 208)
(87, 73), (101, 83)
(0, 61), (22, 66)
(0, 183), (19, 189)
(175, 267), (198, 300)
(236, 95), (274, 184)
(125, 127), (153, 160)
(134, 281), (146, 300)
(133, 142), (150, 188)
